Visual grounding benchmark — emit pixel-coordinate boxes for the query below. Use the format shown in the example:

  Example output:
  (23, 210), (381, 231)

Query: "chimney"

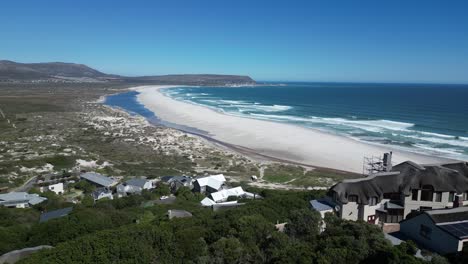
(383, 151), (393, 172)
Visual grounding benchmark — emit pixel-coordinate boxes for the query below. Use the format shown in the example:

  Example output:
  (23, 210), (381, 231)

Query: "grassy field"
(263, 163), (360, 187)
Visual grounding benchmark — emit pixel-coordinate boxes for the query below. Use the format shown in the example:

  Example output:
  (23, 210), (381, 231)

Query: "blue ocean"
(159, 82), (468, 160)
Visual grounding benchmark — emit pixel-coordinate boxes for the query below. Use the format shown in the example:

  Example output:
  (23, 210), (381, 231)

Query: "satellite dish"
(335, 205), (341, 212)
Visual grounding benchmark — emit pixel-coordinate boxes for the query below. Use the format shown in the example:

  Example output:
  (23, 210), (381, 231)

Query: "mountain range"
(0, 60), (255, 85)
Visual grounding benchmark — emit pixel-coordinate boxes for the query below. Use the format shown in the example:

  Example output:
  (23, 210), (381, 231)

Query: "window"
(348, 195), (358, 203)
(369, 197), (378, 206)
(420, 206), (432, 211)
(412, 189), (418, 201)
(332, 192), (338, 202)
(384, 193), (400, 200)
(420, 224), (432, 239)
(435, 192), (442, 202)
(449, 192), (455, 202)
(464, 192), (468, 200)
(420, 185), (434, 202)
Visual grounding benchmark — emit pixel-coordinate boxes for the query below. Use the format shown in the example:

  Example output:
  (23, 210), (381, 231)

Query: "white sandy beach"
(133, 85), (446, 173)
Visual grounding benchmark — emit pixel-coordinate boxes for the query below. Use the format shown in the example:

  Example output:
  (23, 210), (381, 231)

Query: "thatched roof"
(329, 161), (468, 205)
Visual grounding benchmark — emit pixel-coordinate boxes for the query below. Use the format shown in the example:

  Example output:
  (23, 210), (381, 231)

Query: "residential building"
(160, 175), (193, 193)
(80, 172), (118, 188)
(92, 187), (113, 201)
(210, 186), (246, 203)
(116, 177), (155, 197)
(0, 192), (47, 208)
(39, 207), (73, 223)
(193, 174), (226, 194)
(45, 182), (64, 195)
(400, 207), (468, 254)
(311, 161), (468, 225)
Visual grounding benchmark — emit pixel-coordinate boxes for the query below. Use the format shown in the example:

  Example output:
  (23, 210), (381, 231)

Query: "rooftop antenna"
(362, 151), (393, 176)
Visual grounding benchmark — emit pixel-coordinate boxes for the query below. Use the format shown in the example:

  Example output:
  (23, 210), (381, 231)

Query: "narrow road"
(14, 176), (37, 192)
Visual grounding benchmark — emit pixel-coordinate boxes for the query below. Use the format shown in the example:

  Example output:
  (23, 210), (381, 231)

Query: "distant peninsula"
(0, 60), (256, 86)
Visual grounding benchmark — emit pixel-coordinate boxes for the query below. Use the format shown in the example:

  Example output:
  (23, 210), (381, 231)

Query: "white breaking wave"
(200, 100), (292, 113)
(403, 134), (468, 148)
(238, 104), (292, 112)
(248, 114), (413, 133)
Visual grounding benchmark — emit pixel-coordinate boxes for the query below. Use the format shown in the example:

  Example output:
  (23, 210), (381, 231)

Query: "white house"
(0, 192), (47, 208)
(193, 174), (226, 194)
(46, 183), (64, 195)
(400, 207), (468, 254)
(201, 186), (260, 207)
(311, 161), (468, 225)
(210, 186), (245, 203)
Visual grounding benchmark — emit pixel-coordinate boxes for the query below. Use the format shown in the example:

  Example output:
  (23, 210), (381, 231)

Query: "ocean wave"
(199, 100), (292, 113)
(402, 134), (468, 148)
(248, 114), (413, 132)
(240, 104), (292, 112)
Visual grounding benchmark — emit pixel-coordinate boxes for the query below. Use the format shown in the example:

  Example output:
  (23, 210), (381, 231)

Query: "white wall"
(403, 191), (452, 218)
(360, 200), (387, 223)
(340, 202), (359, 221)
(400, 214), (460, 254)
(48, 183), (64, 195)
(143, 181), (153, 190)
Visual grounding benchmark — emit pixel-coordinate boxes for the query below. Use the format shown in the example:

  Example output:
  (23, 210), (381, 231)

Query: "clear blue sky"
(1, 0), (467, 83)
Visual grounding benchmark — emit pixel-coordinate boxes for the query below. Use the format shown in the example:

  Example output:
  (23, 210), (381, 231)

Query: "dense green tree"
(210, 237), (244, 264)
(285, 208), (321, 242)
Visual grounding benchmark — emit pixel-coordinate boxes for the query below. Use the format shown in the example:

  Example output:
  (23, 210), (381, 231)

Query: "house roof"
(80, 172), (117, 187)
(210, 186), (244, 203)
(310, 199), (334, 212)
(195, 174), (226, 190)
(39, 207), (73, 223)
(167, 209), (192, 219)
(201, 197), (216, 206)
(426, 207), (468, 239)
(125, 178), (148, 188)
(0, 192), (47, 206)
(161, 175), (192, 183)
(92, 187), (112, 200)
(426, 206), (468, 223)
(330, 161), (468, 205)
(438, 221), (468, 239)
(117, 183), (141, 194)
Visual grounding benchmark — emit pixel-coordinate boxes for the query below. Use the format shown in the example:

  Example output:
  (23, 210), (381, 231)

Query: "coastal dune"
(134, 85), (446, 173)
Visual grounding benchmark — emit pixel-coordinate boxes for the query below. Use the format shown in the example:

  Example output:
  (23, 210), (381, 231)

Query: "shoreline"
(126, 85), (450, 173)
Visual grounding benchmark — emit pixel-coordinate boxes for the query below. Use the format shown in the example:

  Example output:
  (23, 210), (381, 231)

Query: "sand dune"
(134, 85), (447, 173)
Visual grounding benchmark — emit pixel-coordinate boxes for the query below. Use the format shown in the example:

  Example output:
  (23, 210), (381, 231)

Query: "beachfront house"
(193, 174), (226, 194)
(92, 187), (113, 201)
(0, 192), (47, 208)
(399, 207), (468, 254)
(311, 161), (468, 226)
(80, 172), (118, 188)
(116, 177), (155, 197)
